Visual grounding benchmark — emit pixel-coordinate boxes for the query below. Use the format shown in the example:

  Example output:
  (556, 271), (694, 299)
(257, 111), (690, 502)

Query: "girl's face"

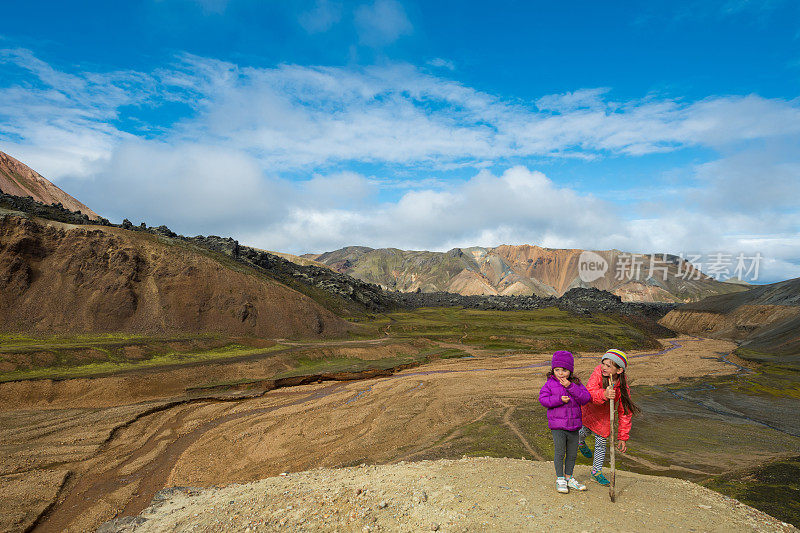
(601, 358), (624, 378)
(553, 367), (571, 380)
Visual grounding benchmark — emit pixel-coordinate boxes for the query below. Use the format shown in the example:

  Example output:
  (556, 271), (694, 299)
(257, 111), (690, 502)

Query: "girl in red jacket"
(578, 348), (640, 485)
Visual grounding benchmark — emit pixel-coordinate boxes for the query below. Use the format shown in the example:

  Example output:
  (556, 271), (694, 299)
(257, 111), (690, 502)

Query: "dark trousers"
(551, 429), (579, 478)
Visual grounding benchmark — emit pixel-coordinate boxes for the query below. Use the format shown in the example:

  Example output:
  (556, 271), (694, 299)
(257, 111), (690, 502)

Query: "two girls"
(539, 348), (639, 492)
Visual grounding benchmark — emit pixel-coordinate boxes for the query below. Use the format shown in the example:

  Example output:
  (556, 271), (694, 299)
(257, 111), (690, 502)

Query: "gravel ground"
(99, 457), (797, 533)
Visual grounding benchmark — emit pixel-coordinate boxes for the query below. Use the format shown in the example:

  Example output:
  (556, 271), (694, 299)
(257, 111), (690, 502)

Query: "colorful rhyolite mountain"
(0, 150), (99, 219)
(303, 246), (749, 303)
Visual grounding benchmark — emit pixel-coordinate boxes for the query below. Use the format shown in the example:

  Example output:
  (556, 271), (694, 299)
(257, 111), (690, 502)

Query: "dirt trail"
(435, 340), (487, 358)
(620, 452), (713, 476)
(500, 402), (543, 461)
(4, 336), (760, 532)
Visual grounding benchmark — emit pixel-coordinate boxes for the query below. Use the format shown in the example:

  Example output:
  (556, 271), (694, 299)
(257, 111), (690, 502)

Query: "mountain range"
(304, 245), (748, 303)
(0, 149), (753, 307)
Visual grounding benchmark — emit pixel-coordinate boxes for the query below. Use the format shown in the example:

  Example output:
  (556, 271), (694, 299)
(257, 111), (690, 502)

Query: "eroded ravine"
(32, 383), (352, 532)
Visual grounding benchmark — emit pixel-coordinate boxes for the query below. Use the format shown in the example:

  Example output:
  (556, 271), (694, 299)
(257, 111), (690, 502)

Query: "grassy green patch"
(703, 456), (800, 527)
(356, 307), (660, 352)
(465, 339), (532, 350)
(0, 331), (158, 348)
(734, 346), (800, 366)
(726, 362), (800, 400)
(411, 409), (531, 461)
(417, 346), (472, 359)
(510, 402), (559, 459)
(690, 359), (800, 400)
(274, 353), (426, 379)
(403, 402), (552, 463)
(0, 341), (286, 382)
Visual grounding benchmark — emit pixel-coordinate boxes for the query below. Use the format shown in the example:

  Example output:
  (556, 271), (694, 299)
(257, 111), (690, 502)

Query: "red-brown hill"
(0, 150), (100, 220)
(0, 215), (350, 338)
(659, 277), (800, 361)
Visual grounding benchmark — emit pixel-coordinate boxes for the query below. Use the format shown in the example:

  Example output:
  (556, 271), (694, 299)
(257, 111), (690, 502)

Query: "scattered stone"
(96, 516), (147, 533)
(150, 487), (200, 503)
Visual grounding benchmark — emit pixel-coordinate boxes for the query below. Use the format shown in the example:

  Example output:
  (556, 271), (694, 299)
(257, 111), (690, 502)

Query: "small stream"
(343, 336), (706, 404)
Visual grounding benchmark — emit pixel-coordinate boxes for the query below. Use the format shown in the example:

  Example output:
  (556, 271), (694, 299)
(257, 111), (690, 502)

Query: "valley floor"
(1, 336), (798, 532)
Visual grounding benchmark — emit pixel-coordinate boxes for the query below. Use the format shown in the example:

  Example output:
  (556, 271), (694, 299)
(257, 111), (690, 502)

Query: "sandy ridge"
(103, 457), (796, 532)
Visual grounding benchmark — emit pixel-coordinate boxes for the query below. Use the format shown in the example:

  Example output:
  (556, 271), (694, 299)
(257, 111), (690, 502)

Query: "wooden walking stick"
(609, 375), (617, 502)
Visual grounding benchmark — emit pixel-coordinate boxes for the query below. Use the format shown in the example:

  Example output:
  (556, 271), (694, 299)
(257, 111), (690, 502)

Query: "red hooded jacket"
(580, 364), (633, 441)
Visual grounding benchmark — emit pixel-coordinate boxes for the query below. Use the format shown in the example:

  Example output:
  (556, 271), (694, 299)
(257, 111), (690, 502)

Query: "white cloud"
(5, 49), (800, 180)
(299, 0), (342, 33)
(692, 140), (800, 212)
(155, 0), (230, 15)
(536, 88), (612, 112)
(300, 171), (377, 208)
(239, 166), (621, 253)
(64, 141), (290, 236)
(427, 58), (455, 71)
(225, 165), (798, 283)
(162, 59), (800, 171)
(49, 153), (800, 283)
(354, 0), (412, 47)
(0, 48), (152, 179)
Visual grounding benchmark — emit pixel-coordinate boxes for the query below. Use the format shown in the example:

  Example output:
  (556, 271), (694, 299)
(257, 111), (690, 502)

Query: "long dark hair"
(602, 363), (640, 416)
(546, 369), (582, 385)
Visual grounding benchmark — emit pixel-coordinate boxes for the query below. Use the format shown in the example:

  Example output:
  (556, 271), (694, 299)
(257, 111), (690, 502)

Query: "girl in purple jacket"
(539, 350), (591, 493)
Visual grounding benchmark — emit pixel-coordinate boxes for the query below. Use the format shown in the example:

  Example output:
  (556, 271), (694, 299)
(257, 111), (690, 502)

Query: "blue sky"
(1, 0), (799, 282)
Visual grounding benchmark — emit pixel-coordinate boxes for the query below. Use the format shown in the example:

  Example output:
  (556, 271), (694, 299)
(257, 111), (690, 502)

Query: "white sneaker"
(567, 477), (587, 491)
(556, 477), (569, 493)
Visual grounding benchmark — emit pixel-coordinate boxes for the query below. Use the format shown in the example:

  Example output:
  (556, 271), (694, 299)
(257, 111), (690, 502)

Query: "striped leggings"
(578, 426), (606, 473)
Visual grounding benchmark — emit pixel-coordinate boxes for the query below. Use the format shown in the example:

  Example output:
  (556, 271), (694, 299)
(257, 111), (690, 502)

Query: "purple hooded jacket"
(539, 375), (591, 431)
